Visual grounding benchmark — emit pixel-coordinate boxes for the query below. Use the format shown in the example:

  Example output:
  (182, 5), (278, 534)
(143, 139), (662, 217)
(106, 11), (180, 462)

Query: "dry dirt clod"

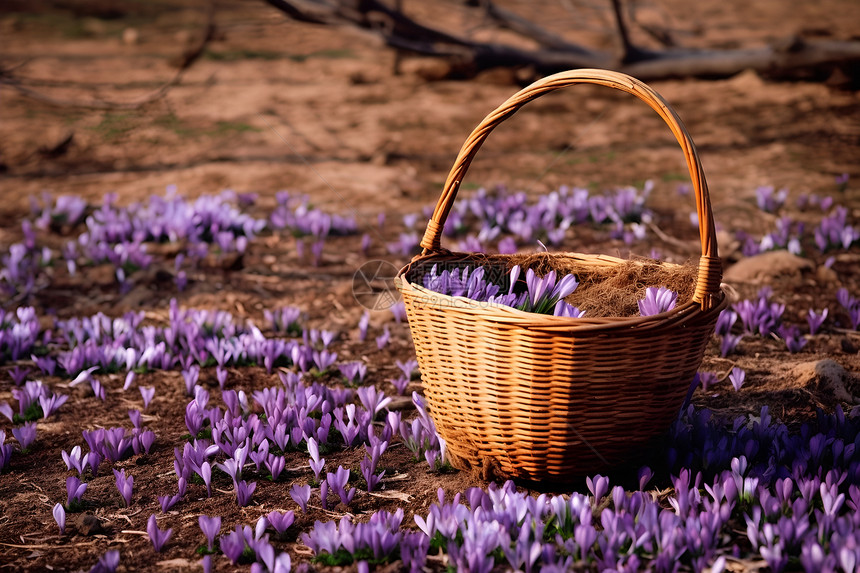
(75, 514), (103, 536)
(788, 359), (858, 403)
(723, 251), (814, 284)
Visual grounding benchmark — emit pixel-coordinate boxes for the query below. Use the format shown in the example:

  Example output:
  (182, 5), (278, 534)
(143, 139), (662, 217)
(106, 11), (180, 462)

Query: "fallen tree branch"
(621, 37), (860, 80)
(263, 0), (860, 82)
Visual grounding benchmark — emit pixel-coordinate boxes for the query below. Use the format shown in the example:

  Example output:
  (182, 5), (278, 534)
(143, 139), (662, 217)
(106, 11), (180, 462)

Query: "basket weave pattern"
(396, 69), (727, 481)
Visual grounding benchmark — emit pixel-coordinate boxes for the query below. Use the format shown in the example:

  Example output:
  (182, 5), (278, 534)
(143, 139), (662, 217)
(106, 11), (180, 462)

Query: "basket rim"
(396, 264), (728, 334)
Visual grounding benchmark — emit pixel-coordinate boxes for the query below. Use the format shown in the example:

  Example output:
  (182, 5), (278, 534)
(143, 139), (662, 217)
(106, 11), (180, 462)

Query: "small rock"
(122, 27), (139, 45)
(401, 58), (454, 82)
(723, 250), (813, 284)
(201, 252), (243, 270)
(474, 67), (518, 86)
(76, 514), (103, 536)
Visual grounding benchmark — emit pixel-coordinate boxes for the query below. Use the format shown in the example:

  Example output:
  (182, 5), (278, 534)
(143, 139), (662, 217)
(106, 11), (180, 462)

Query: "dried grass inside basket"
(396, 69), (728, 482)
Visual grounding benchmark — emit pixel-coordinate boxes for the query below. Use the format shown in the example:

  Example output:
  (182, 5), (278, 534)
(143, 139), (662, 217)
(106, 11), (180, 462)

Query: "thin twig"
(646, 221), (697, 253)
(0, 541), (95, 549)
(833, 327), (860, 337)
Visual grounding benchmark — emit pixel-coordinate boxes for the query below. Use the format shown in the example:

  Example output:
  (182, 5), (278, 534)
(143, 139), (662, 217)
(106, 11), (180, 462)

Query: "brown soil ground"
(1, 0), (859, 571)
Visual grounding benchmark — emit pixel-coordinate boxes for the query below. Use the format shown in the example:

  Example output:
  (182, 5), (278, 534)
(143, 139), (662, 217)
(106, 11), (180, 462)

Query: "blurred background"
(1, 0), (858, 222)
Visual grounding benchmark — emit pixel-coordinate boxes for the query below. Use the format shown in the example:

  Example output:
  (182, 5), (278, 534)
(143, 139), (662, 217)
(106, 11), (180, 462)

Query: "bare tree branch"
(482, 0), (597, 56)
(262, 0), (335, 24)
(609, 0), (661, 63)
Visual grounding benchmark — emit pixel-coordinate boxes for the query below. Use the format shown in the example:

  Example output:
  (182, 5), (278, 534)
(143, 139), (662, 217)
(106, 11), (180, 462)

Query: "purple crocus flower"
(89, 549), (120, 573)
(638, 286), (678, 316)
(101, 427), (132, 462)
(312, 350), (337, 372)
(217, 455), (245, 484)
(113, 468), (134, 507)
(320, 480), (330, 510)
(137, 429), (156, 455)
(199, 515), (221, 551)
(67, 475), (87, 507)
(807, 308), (828, 335)
(396, 359), (418, 380)
(53, 502), (65, 534)
(360, 453), (385, 492)
(376, 327), (390, 350)
(715, 309), (737, 336)
(307, 437), (325, 481)
(498, 236), (517, 254)
(182, 365), (200, 396)
(266, 510), (295, 536)
(390, 375), (410, 395)
(0, 403), (11, 423)
(357, 386), (392, 417)
(39, 394), (69, 419)
(158, 493), (181, 512)
(338, 361), (367, 385)
(326, 466), (356, 506)
(638, 467), (653, 490)
(123, 370), (136, 392)
(85, 452), (101, 476)
(219, 526), (248, 564)
(525, 268), (553, 309)
(720, 333), (742, 357)
(13, 422), (37, 451)
(250, 440), (269, 472)
(698, 371), (719, 391)
(553, 301), (585, 318)
(87, 377), (107, 401)
(389, 301), (407, 323)
(196, 461), (212, 497)
(729, 367), (746, 392)
(69, 366), (99, 387)
(139, 386), (155, 410)
(32, 355), (56, 376)
(586, 474), (610, 504)
(235, 479), (256, 507)
(146, 514), (172, 552)
(290, 483), (311, 513)
(779, 324), (807, 353)
(836, 288), (860, 330)
(9, 366), (30, 386)
(755, 186), (787, 213)
(358, 311), (370, 342)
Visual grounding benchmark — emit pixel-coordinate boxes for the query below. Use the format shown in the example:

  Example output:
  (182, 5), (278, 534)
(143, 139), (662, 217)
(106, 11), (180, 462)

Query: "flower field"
(0, 179), (859, 572)
(2, 1), (860, 571)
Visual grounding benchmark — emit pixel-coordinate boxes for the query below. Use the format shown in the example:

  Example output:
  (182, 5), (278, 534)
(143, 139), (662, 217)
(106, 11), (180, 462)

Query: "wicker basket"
(395, 69), (728, 482)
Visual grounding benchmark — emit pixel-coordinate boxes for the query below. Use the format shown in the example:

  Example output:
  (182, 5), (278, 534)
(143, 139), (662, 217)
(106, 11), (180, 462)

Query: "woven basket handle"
(418, 68), (721, 310)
